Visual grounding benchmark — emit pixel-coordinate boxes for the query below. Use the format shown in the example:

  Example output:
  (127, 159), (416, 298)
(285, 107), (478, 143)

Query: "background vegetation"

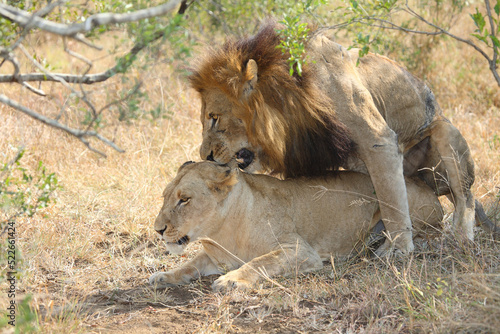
(0, 0), (499, 332)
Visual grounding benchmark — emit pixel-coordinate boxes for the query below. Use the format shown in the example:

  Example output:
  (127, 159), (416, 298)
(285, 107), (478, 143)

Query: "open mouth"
(235, 148), (254, 169)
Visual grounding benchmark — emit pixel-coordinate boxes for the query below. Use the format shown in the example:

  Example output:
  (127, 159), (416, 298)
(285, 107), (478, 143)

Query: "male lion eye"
(209, 114), (219, 128)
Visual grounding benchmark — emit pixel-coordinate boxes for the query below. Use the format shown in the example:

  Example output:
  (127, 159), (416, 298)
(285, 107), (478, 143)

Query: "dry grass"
(1, 3), (499, 333)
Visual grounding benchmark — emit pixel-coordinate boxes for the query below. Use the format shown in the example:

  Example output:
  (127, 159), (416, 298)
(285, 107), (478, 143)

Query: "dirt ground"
(44, 271), (348, 333)
(84, 279), (294, 333)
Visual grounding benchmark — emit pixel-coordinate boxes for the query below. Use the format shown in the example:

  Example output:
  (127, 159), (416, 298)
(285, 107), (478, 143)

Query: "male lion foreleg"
(358, 131), (414, 256)
(212, 241), (322, 292)
(149, 250), (222, 288)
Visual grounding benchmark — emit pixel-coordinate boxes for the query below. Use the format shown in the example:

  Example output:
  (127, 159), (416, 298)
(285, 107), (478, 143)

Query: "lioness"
(190, 23), (476, 255)
(149, 161), (443, 291)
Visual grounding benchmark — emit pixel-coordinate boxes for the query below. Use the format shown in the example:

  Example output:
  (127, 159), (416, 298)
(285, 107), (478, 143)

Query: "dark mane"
(189, 23), (355, 177)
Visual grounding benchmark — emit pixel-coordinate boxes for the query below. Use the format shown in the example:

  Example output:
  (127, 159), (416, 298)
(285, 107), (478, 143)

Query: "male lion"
(149, 161), (443, 291)
(189, 23), (477, 254)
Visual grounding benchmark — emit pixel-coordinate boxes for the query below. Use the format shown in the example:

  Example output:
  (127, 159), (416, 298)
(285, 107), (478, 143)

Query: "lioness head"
(154, 161), (237, 254)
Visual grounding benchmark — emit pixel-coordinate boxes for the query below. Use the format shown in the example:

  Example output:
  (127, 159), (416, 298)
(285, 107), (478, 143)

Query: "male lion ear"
(207, 167), (238, 197)
(242, 59), (258, 100)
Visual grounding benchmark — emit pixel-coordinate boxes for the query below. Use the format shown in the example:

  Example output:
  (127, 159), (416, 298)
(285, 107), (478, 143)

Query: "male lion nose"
(156, 227), (166, 235)
(206, 151), (215, 161)
(235, 148), (254, 169)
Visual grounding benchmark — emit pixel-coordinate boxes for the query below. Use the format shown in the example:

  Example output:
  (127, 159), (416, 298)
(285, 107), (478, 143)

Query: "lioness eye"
(178, 197), (191, 206)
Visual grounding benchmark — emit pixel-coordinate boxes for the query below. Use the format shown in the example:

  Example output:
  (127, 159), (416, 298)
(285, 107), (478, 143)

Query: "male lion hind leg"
(212, 241), (323, 293)
(149, 251), (222, 288)
(428, 121), (476, 241)
(475, 200), (500, 238)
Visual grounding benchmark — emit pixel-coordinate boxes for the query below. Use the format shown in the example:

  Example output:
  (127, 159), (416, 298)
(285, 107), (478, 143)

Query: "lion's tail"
(475, 200), (500, 238)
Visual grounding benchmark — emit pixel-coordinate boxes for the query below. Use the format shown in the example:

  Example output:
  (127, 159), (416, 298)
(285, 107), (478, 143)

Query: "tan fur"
(191, 24), (476, 252)
(149, 162), (443, 291)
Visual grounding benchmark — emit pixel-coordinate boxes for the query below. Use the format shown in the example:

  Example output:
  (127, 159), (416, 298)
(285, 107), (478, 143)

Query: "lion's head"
(189, 23), (354, 177)
(197, 88), (266, 172)
(154, 161), (237, 254)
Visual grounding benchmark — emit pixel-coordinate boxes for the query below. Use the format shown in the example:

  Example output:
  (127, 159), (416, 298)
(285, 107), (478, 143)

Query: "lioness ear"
(242, 59), (258, 100)
(178, 161), (196, 172)
(207, 167), (238, 196)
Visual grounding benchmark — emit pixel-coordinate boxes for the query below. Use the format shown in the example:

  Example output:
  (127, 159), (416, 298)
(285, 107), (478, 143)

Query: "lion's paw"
(212, 273), (253, 293)
(375, 237), (414, 258)
(149, 271), (179, 288)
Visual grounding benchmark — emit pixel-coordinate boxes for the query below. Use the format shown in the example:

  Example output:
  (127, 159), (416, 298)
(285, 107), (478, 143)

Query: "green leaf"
(471, 9), (486, 33)
(495, 1), (500, 16)
(491, 35), (500, 48)
(472, 33), (490, 45)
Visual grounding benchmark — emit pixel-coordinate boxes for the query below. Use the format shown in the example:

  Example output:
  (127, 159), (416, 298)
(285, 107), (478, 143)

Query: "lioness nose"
(156, 227), (166, 235)
(206, 151), (215, 161)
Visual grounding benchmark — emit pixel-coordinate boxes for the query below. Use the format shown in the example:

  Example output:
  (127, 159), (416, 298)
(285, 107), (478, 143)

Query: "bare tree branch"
(177, 0), (192, 15)
(0, 28), (168, 84)
(21, 81), (46, 96)
(484, 0), (499, 84)
(402, 0), (499, 86)
(0, 94), (124, 156)
(361, 17), (444, 36)
(0, 0), (189, 158)
(402, 2), (491, 60)
(345, 0), (500, 86)
(98, 82), (143, 115)
(0, 0), (181, 37)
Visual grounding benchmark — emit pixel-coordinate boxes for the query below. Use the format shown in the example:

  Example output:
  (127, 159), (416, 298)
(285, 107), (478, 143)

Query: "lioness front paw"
(212, 273), (253, 293)
(149, 271), (180, 288)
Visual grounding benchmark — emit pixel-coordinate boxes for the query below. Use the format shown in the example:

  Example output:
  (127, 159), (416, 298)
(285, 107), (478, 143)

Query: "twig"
(17, 44), (79, 95)
(402, 0), (499, 86)
(403, 1), (491, 60)
(363, 17), (443, 36)
(0, 94), (124, 156)
(97, 82), (142, 115)
(72, 33), (103, 51)
(0, 29), (168, 84)
(0, 49), (46, 95)
(21, 82), (46, 96)
(146, 302), (203, 315)
(340, 0), (500, 86)
(0, 147), (24, 178)
(0, 0), (182, 36)
(7, 1), (62, 52)
(484, 0), (499, 83)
